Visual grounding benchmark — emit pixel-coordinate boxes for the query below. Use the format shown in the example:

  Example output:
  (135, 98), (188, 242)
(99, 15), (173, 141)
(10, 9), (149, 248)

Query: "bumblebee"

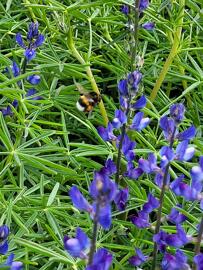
(76, 92), (101, 112)
(74, 80), (101, 112)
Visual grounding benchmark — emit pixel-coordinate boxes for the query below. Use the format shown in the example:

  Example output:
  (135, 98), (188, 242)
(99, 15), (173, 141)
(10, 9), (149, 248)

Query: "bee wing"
(73, 78), (89, 94)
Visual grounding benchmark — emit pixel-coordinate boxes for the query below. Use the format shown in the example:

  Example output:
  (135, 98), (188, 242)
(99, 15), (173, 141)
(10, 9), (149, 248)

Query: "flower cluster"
(127, 104), (198, 268)
(64, 159), (117, 269)
(1, 22), (43, 117)
(121, 0), (155, 31)
(16, 22), (44, 62)
(0, 225), (23, 270)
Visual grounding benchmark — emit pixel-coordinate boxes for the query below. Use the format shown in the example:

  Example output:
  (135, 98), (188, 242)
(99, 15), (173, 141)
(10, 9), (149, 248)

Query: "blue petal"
(24, 48), (36, 61)
(132, 95), (147, 110)
(142, 22), (155, 30)
(34, 34), (45, 47)
(69, 186), (92, 212)
(15, 33), (26, 48)
(76, 227), (90, 250)
(177, 125), (196, 141)
(27, 74), (41, 85)
(0, 240), (8, 255)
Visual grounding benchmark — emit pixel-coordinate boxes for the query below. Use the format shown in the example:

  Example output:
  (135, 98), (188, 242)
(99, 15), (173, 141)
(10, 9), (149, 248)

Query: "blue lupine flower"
(130, 111), (150, 131)
(167, 205), (187, 224)
(98, 123), (116, 141)
(5, 61), (20, 78)
(194, 253), (203, 270)
(64, 227), (90, 259)
(170, 104), (185, 124)
(26, 89), (42, 100)
(154, 225), (189, 251)
(131, 210), (150, 228)
(170, 175), (200, 201)
(119, 96), (128, 110)
(121, 5), (129, 15)
(191, 157), (203, 192)
(118, 79), (128, 96)
(0, 225), (9, 255)
(160, 146), (174, 167)
(114, 187), (129, 211)
(131, 95), (147, 110)
(69, 186), (93, 213)
(90, 171), (117, 203)
(176, 125), (196, 141)
(160, 116), (176, 141)
(142, 193), (159, 213)
(27, 74), (41, 85)
(1, 106), (12, 117)
(142, 22), (155, 30)
(112, 109), (127, 129)
(162, 250), (189, 270)
(125, 161), (143, 179)
(175, 140), (195, 161)
(86, 248), (112, 270)
(154, 169), (170, 187)
(101, 159), (117, 176)
(138, 153), (159, 174)
(93, 202), (111, 230)
(129, 248), (148, 266)
(120, 134), (136, 161)
(139, 0), (149, 12)
(16, 22), (44, 61)
(1, 254), (23, 270)
(12, 100), (18, 108)
(128, 70), (142, 92)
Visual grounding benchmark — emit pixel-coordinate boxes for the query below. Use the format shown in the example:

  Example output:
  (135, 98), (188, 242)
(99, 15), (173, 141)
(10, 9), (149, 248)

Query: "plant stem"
(193, 216), (203, 269)
(149, 0), (185, 104)
(87, 201), (100, 265)
(67, 27), (108, 126)
(21, 57), (27, 75)
(131, 0), (140, 71)
(151, 127), (176, 270)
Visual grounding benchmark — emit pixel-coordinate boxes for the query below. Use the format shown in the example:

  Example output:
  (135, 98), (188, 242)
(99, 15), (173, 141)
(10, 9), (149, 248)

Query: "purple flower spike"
(114, 187), (129, 211)
(131, 111), (150, 131)
(162, 250), (189, 270)
(168, 205), (187, 224)
(132, 95), (147, 110)
(170, 104), (185, 123)
(64, 227), (89, 259)
(69, 186), (92, 213)
(175, 140), (195, 161)
(194, 253), (203, 270)
(121, 5), (129, 15)
(98, 123), (116, 141)
(139, 0), (149, 12)
(143, 193), (159, 213)
(86, 248), (112, 270)
(24, 48), (36, 61)
(125, 161), (143, 179)
(112, 109), (127, 129)
(119, 96), (128, 110)
(142, 22), (155, 30)
(15, 33), (26, 48)
(118, 79), (128, 96)
(131, 210), (150, 228)
(129, 248), (148, 266)
(176, 125), (196, 141)
(27, 74), (41, 85)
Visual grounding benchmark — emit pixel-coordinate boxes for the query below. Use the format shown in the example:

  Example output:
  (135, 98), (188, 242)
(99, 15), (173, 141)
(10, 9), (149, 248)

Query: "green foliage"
(0, 0), (203, 269)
